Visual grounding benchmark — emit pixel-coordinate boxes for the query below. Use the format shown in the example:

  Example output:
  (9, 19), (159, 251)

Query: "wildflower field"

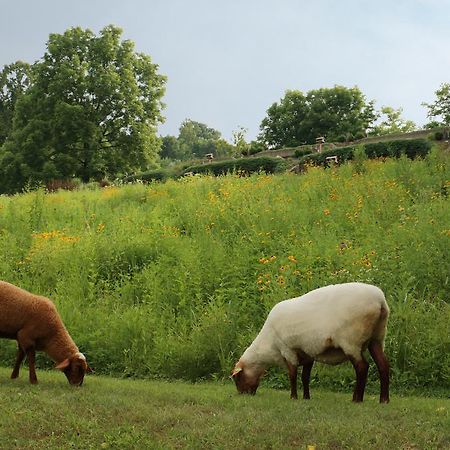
(0, 150), (448, 391)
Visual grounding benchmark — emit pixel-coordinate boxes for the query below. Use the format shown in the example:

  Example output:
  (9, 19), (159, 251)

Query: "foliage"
(0, 61), (31, 145)
(423, 82), (450, 126)
(370, 106), (416, 136)
(297, 146), (355, 167)
(259, 86), (376, 149)
(297, 139), (432, 168)
(247, 140), (265, 155)
(123, 168), (173, 183)
(0, 25), (166, 193)
(364, 139), (431, 159)
(294, 147), (313, 158)
(159, 135), (183, 160)
(232, 125), (249, 156)
(178, 119), (232, 158)
(0, 370), (449, 449)
(0, 151), (448, 391)
(184, 156), (288, 176)
(160, 119), (234, 161)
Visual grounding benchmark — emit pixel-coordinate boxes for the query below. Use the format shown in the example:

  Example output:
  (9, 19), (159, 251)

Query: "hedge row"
(297, 139), (432, 167)
(364, 139), (432, 159)
(296, 146), (355, 166)
(184, 156), (289, 176)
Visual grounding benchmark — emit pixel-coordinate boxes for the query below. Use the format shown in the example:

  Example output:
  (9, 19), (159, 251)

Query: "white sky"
(1, 0), (450, 141)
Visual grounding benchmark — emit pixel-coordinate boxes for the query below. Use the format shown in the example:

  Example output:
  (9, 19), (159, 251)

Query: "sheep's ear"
(55, 359), (70, 370)
(86, 364), (93, 373)
(231, 367), (243, 378)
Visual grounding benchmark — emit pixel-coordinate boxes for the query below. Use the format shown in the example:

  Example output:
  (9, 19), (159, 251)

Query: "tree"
(259, 90), (309, 149)
(304, 86), (376, 142)
(258, 86), (376, 149)
(177, 119), (228, 158)
(423, 83), (450, 126)
(0, 61), (31, 145)
(232, 126), (250, 156)
(370, 106), (416, 136)
(160, 135), (183, 160)
(0, 25), (166, 193)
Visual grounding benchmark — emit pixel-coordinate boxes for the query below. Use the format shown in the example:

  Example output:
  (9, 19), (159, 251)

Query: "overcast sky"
(1, 0), (450, 141)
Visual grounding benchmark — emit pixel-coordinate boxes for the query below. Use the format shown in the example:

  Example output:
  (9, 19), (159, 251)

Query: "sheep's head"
(55, 353), (92, 386)
(231, 361), (264, 395)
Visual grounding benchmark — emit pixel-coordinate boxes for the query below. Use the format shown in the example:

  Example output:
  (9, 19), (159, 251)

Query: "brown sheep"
(0, 280), (91, 385)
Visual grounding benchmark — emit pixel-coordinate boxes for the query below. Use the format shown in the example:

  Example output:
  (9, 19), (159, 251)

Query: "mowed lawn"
(0, 368), (448, 449)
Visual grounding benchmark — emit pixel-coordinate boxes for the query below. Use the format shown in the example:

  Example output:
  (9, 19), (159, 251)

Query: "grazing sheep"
(0, 280), (91, 386)
(232, 282), (390, 403)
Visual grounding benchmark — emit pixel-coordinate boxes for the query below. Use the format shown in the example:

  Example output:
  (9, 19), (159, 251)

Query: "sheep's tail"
(371, 297), (390, 350)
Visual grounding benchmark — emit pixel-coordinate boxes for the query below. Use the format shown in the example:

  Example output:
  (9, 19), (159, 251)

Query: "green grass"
(0, 368), (448, 449)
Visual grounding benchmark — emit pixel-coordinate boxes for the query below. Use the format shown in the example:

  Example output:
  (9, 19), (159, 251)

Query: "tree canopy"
(0, 61), (31, 145)
(423, 82), (450, 126)
(0, 25), (166, 193)
(259, 86), (376, 149)
(160, 119), (233, 161)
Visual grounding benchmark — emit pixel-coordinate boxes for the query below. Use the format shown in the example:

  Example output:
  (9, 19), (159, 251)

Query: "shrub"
(364, 139), (431, 159)
(45, 179), (80, 192)
(352, 145), (368, 174)
(299, 139), (432, 169)
(246, 141), (266, 156)
(294, 148), (313, 158)
(434, 131), (444, 141)
(184, 157), (288, 176)
(297, 146), (355, 167)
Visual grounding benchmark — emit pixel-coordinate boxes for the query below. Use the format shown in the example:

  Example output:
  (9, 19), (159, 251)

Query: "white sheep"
(231, 282), (390, 403)
(0, 280), (92, 385)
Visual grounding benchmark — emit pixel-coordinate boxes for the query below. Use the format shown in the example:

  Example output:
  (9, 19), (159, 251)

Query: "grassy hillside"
(0, 369), (448, 449)
(0, 150), (449, 390)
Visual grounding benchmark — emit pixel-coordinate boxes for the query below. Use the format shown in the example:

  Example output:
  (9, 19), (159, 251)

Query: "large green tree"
(259, 86), (376, 149)
(0, 61), (31, 145)
(178, 119), (222, 158)
(423, 83), (450, 126)
(0, 25), (166, 193)
(259, 90), (309, 149)
(160, 119), (232, 161)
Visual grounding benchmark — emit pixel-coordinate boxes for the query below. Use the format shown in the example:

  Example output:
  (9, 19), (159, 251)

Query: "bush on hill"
(297, 139), (432, 168)
(184, 156), (289, 176)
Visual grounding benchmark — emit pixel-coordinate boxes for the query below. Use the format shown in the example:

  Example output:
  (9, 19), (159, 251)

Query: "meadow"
(0, 368), (448, 449)
(0, 149), (449, 392)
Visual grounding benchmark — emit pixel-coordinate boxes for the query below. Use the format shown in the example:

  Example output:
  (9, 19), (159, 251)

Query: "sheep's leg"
(17, 330), (38, 384)
(285, 360), (298, 399)
(350, 356), (369, 402)
(368, 341), (390, 404)
(11, 346), (26, 379)
(301, 361), (314, 400)
(26, 348), (38, 384)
